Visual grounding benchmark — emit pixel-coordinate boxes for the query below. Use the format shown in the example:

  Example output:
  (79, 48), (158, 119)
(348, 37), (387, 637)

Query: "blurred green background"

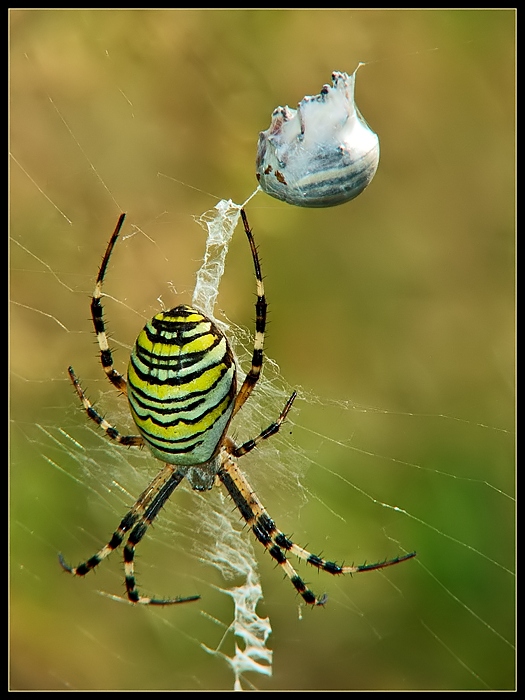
(10, 9), (515, 691)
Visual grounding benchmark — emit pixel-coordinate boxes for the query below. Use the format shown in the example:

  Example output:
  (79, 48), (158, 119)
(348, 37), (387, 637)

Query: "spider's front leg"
(218, 396), (415, 606)
(219, 449), (330, 606)
(59, 464), (200, 606)
(219, 454), (415, 605)
(218, 452), (325, 605)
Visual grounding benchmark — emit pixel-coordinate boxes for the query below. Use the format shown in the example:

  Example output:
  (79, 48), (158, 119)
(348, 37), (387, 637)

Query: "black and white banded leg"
(218, 444), (416, 606)
(67, 365), (144, 447)
(59, 464), (200, 605)
(232, 209), (267, 418)
(90, 212), (129, 394)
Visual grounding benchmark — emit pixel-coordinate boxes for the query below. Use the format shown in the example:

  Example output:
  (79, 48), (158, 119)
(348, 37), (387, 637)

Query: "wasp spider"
(59, 210), (415, 606)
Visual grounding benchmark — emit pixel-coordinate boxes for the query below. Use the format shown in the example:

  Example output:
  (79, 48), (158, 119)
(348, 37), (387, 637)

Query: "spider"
(59, 210), (415, 606)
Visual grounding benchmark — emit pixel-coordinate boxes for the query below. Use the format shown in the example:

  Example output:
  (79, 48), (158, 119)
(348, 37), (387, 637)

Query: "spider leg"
(218, 452), (324, 605)
(59, 464), (200, 606)
(68, 366), (144, 447)
(90, 212), (129, 393)
(218, 452), (415, 606)
(233, 391), (297, 458)
(121, 466), (200, 605)
(232, 209), (266, 418)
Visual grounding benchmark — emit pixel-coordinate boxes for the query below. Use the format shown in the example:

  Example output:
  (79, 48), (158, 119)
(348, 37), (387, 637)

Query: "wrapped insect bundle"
(256, 67), (380, 208)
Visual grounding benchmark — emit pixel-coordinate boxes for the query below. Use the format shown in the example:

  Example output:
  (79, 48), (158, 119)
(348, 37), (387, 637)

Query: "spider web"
(10, 9), (515, 692)
(190, 196), (273, 688)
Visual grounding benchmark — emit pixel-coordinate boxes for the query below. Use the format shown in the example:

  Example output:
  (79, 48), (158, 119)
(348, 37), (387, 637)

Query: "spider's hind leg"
(90, 212), (129, 394)
(232, 210), (267, 418)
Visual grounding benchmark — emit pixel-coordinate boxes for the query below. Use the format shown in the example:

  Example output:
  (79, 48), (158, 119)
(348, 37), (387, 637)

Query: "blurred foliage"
(10, 9), (514, 691)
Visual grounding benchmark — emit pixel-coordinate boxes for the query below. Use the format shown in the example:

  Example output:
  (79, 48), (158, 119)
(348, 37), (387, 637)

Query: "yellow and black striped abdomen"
(127, 305), (236, 466)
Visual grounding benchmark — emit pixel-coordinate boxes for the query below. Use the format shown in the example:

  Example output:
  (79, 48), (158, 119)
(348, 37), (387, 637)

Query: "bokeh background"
(10, 9), (515, 691)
